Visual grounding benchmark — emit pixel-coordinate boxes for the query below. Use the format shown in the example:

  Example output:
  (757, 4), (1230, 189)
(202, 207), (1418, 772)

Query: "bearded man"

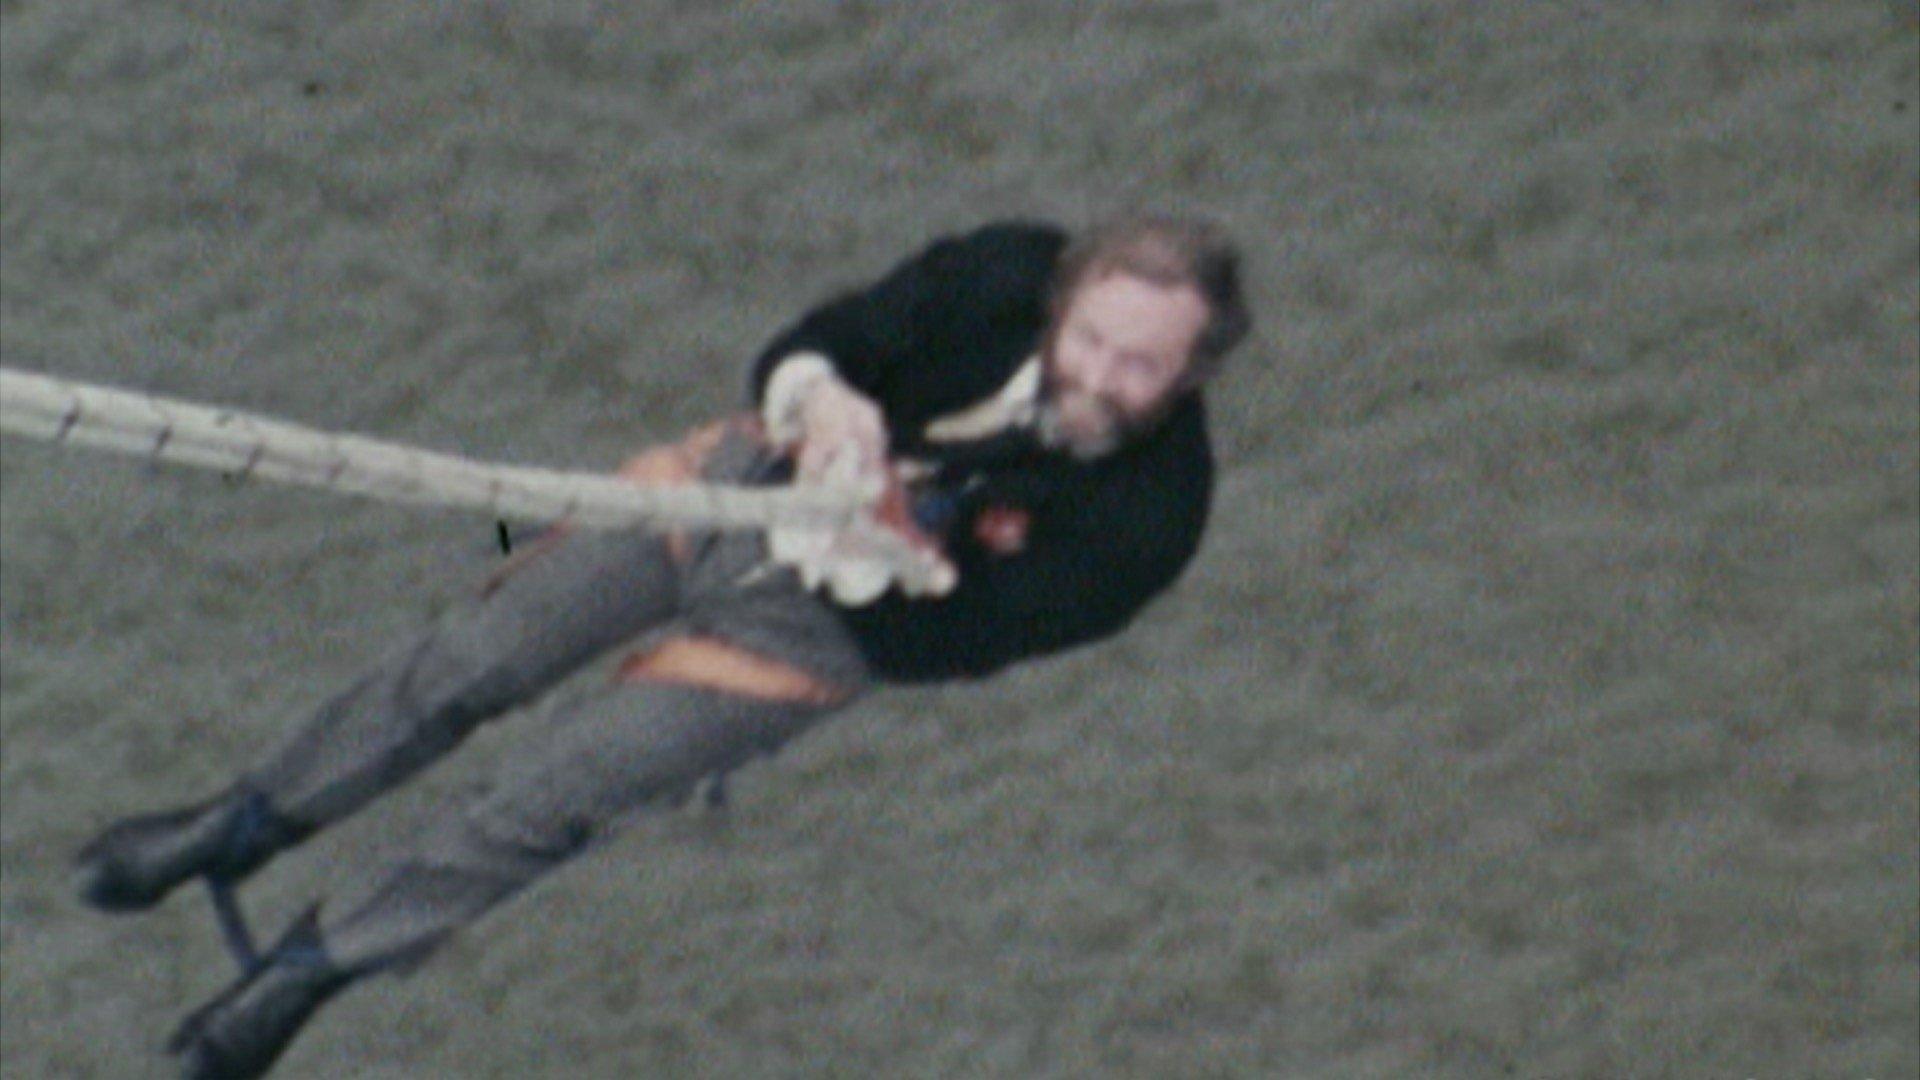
(75, 213), (1251, 1078)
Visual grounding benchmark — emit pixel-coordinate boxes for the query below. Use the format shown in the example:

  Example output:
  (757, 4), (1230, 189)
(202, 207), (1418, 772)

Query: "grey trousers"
(238, 436), (872, 972)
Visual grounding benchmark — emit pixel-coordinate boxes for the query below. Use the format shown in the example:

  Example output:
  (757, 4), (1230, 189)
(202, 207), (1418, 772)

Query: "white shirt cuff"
(760, 352), (842, 447)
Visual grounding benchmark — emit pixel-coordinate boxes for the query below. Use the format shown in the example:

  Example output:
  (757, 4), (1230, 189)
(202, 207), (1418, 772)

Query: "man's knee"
(430, 787), (601, 883)
(390, 619), (540, 735)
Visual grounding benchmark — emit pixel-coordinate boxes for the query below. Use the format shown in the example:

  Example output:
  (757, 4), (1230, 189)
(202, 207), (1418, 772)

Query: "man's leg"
(162, 417), (873, 1076)
(167, 679), (851, 1079)
(331, 680), (838, 967)
(77, 523), (687, 911)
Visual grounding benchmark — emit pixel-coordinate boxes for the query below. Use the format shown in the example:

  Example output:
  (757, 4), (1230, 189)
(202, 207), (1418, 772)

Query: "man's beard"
(1034, 357), (1171, 462)
(1034, 387), (1127, 461)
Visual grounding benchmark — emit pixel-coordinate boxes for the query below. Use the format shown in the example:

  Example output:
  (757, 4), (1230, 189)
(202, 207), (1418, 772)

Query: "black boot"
(168, 907), (355, 1080)
(75, 784), (311, 913)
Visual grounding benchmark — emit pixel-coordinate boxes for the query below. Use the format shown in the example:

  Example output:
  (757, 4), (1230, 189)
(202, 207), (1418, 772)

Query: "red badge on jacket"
(973, 505), (1031, 555)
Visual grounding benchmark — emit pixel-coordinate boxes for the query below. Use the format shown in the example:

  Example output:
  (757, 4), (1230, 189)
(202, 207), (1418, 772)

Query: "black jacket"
(749, 221), (1214, 682)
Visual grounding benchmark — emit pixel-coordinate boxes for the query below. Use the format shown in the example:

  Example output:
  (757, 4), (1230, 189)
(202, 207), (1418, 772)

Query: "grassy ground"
(2, 1), (1915, 1076)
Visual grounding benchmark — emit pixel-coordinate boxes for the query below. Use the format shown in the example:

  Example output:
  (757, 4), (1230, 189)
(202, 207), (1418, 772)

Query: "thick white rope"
(0, 366), (953, 596)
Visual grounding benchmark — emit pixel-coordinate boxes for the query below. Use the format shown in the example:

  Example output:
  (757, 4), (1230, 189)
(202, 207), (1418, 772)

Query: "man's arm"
(750, 221), (1069, 441)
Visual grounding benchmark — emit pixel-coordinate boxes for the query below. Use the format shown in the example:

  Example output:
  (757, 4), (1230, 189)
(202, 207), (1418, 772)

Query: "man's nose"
(1081, 357), (1121, 398)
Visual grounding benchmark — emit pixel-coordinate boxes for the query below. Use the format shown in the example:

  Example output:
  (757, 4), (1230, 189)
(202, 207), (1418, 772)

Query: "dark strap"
(205, 879), (263, 975)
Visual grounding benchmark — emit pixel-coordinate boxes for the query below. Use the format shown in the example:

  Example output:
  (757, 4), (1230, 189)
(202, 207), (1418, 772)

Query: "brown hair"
(1050, 212), (1252, 387)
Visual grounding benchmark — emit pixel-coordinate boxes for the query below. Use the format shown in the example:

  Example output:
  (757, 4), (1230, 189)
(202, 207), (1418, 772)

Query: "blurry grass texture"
(1, 1), (1914, 1077)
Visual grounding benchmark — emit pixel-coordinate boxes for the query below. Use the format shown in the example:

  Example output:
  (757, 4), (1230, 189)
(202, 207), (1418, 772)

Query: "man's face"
(1039, 271), (1209, 459)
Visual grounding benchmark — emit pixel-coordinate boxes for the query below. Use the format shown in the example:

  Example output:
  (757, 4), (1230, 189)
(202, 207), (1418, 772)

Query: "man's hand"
(793, 375), (889, 498)
(759, 362), (956, 602)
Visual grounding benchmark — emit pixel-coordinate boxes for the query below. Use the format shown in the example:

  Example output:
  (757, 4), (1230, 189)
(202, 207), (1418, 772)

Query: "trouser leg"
(244, 525), (684, 831)
(320, 681), (843, 971)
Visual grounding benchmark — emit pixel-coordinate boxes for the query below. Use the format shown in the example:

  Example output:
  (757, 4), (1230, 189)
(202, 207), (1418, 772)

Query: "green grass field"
(2, 1), (1914, 1076)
